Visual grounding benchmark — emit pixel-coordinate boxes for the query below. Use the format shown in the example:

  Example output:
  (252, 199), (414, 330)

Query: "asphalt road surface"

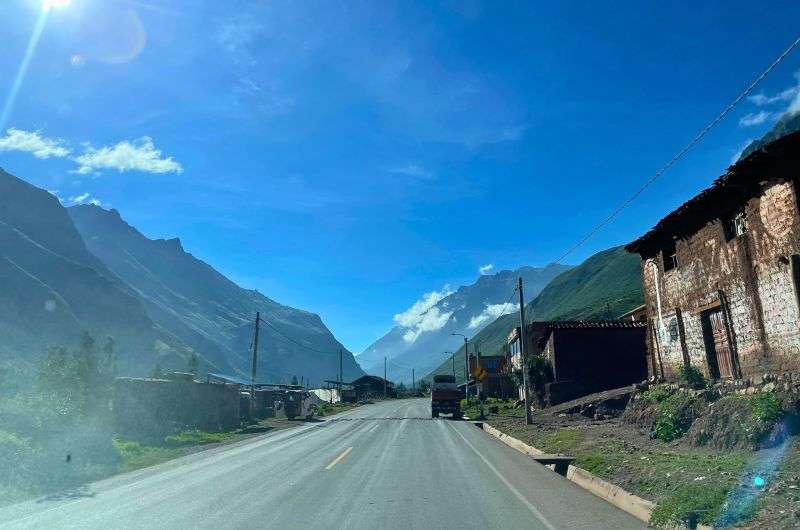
(0, 399), (646, 529)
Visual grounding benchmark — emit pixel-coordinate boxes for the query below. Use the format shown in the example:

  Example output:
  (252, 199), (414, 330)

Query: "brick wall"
(640, 179), (800, 381)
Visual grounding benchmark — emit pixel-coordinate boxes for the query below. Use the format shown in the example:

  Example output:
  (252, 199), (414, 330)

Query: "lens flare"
(42, 0), (72, 11)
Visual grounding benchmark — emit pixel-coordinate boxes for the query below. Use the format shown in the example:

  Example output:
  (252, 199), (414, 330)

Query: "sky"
(1, 0), (800, 353)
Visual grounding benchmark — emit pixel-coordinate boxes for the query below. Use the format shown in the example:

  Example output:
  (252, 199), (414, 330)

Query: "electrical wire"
(553, 33), (800, 265)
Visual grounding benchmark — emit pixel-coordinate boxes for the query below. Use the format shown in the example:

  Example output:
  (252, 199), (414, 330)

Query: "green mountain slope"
(740, 111), (800, 160)
(424, 245), (643, 384)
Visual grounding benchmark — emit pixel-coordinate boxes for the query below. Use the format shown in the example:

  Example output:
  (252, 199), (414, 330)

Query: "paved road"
(0, 399), (646, 529)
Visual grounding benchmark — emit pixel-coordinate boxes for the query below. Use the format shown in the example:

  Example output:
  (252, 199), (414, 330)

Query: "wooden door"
(703, 308), (734, 379)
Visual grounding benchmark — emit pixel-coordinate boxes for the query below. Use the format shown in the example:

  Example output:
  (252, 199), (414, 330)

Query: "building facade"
(626, 131), (800, 381)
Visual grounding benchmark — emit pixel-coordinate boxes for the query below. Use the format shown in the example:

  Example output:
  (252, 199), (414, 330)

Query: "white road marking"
(448, 423), (557, 530)
(325, 446), (354, 470)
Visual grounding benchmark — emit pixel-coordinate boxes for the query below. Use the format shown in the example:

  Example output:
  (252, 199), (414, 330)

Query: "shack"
(533, 321), (648, 405)
(626, 130), (800, 381)
(348, 375), (396, 400)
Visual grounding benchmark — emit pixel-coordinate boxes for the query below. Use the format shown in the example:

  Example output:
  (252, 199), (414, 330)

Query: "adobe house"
(506, 321), (648, 405)
(626, 130), (800, 381)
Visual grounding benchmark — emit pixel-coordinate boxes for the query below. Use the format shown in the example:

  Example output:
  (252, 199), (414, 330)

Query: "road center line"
(447, 423), (557, 530)
(325, 446), (354, 470)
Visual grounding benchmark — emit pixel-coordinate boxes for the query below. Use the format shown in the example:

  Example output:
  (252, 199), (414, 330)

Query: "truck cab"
(430, 374), (462, 419)
(283, 389), (319, 420)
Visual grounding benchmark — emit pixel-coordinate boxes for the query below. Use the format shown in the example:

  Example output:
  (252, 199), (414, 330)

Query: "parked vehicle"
(283, 389), (318, 420)
(431, 374), (462, 419)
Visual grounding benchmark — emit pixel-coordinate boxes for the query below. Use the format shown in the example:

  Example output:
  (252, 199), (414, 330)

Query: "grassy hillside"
(424, 245), (643, 384)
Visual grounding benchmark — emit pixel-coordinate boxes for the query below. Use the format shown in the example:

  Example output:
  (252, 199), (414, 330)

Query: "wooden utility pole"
(518, 278), (532, 425)
(384, 357), (387, 398)
(251, 312), (261, 391)
(452, 354), (455, 378)
(338, 349), (343, 397)
(412, 368), (415, 395)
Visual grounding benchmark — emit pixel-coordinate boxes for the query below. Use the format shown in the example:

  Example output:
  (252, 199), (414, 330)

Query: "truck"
(430, 374), (462, 419)
(282, 389), (319, 420)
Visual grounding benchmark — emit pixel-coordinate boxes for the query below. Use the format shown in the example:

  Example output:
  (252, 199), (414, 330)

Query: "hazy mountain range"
(358, 264), (570, 383)
(0, 168), (362, 385)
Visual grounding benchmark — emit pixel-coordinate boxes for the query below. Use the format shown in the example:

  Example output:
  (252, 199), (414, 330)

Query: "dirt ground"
(476, 406), (800, 529)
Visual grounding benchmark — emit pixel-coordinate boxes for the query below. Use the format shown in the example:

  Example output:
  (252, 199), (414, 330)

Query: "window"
(723, 210), (747, 241)
(663, 241), (678, 272)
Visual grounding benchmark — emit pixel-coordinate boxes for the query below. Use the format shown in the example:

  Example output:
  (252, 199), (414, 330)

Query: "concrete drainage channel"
(469, 421), (712, 530)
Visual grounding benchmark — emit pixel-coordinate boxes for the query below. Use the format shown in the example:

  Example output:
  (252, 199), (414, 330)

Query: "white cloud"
(394, 285), (455, 343)
(0, 128), (70, 159)
(386, 163), (434, 179)
(68, 192), (102, 206)
(73, 137), (182, 175)
(467, 302), (518, 330)
(747, 84), (799, 107)
(479, 263), (494, 275)
(738, 111), (777, 127)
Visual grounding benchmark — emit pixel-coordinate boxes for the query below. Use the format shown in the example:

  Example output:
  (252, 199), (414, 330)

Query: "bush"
(751, 392), (782, 423)
(642, 385), (673, 404)
(650, 484), (729, 528)
(652, 393), (696, 442)
(678, 365), (707, 390)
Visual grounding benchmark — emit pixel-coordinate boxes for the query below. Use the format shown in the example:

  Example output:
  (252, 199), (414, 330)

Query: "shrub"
(650, 484), (729, 528)
(652, 393), (696, 442)
(642, 385), (673, 404)
(678, 365), (707, 390)
(751, 392), (782, 424)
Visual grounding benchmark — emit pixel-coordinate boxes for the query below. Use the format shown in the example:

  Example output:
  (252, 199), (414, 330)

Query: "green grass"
(164, 430), (238, 446)
(112, 439), (185, 472)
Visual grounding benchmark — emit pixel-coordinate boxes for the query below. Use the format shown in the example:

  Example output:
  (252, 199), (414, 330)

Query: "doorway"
(701, 307), (735, 379)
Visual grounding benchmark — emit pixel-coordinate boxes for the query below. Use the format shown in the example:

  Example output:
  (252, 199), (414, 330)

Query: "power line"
(259, 317), (342, 357)
(553, 33), (800, 265)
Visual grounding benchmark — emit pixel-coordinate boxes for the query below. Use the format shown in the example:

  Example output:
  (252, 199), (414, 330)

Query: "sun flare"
(42, 0), (71, 11)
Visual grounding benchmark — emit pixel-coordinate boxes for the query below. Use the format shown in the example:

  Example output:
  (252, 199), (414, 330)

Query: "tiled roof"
(625, 129), (800, 257)
(536, 320), (646, 330)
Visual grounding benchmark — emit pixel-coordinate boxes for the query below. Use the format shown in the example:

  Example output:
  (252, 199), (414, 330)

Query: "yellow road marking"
(325, 446), (353, 470)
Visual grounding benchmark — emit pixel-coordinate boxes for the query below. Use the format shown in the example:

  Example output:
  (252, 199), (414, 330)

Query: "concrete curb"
(476, 421), (717, 528)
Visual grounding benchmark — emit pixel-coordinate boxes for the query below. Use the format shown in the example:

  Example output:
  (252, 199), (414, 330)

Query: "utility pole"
(338, 349), (343, 397)
(451, 354), (455, 378)
(384, 357), (387, 398)
(518, 277), (532, 425)
(463, 337), (469, 401)
(251, 312), (261, 393)
(412, 368), (415, 396)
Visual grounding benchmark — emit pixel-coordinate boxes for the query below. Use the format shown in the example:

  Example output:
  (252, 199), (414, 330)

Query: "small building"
(506, 320), (648, 406)
(534, 321), (648, 405)
(626, 130), (800, 381)
(348, 375), (396, 400)
(466, 354), (515, 399)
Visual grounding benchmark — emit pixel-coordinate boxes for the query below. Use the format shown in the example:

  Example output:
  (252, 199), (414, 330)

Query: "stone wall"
(640, 179), (800, 381)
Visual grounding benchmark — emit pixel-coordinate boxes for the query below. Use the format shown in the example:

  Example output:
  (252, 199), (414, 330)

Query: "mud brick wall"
(114, 378), (241, 438)
(640, 179), (800, 381)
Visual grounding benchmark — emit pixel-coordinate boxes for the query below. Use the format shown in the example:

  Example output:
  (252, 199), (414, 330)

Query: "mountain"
(740, 111), (800, 160)
(359, 264), (571, 383)
(0, 168), (159, 374)
(425, 245), (643, 383)
(69, 205), (363, 385)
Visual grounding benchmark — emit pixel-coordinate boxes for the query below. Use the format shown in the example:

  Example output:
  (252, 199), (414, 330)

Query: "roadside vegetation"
(478, 379), (799, 529)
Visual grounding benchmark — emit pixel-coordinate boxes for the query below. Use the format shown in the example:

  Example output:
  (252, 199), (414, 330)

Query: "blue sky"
(2, 0), (800, 353)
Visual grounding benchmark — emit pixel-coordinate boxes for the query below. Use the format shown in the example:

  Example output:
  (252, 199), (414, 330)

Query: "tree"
(187, 353), (199, 376)
(291, 375), (299, 386)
